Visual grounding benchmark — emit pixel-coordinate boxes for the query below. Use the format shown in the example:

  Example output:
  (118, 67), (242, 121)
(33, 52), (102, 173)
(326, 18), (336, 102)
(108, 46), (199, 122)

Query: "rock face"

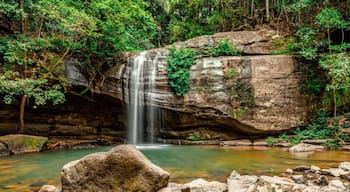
(0, 94), (126, 144)
(0, 134), (47, 155)
(61, 144), (169, 192)
(90, 29), (310, 139)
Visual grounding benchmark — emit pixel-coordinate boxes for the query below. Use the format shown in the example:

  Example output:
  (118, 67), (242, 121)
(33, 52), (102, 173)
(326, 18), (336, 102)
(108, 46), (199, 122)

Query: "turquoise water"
(0, 145), (349, 192)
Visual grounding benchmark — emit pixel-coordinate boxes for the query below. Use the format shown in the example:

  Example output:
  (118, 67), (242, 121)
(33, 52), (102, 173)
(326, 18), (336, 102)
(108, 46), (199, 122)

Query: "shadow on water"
(0, 145), (349, 192)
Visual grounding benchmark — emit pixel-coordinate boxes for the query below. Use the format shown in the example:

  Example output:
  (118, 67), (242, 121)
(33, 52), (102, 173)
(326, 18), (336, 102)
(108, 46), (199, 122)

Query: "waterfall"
(127, 51), (159, 144)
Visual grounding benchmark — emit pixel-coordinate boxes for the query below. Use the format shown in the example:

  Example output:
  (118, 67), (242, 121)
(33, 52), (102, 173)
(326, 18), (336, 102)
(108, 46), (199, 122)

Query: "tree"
(0, 0), (157, 133)
(315, 8), (349, 117)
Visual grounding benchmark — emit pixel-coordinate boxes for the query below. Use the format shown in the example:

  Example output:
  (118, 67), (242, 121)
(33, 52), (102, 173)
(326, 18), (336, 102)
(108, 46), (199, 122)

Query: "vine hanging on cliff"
(166, 46), (196, 96)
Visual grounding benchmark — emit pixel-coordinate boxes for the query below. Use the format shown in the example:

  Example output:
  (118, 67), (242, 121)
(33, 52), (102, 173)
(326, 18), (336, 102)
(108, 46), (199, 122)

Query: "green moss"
(272, 36), (294, 54)
(24, 138), (44, 148)
(225, 69), (239, 79)
(187, 132), (202, 141)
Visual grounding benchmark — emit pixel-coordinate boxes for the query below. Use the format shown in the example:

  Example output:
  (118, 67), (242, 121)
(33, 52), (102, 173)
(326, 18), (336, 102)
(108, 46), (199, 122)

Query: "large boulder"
(61, 144), (169, 192)
(0, 134), (47, 155)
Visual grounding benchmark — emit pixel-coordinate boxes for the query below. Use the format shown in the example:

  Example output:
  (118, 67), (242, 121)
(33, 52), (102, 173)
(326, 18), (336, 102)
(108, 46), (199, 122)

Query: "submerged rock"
(0, 134), (47, 155)
(340, 162), (350, 171)
(61, 144), (169, 192)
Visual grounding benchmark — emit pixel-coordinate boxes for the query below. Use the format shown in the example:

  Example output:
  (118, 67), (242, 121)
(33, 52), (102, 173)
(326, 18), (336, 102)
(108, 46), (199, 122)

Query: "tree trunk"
(332, 78), (337, 118)
(19, 0), (27, 34)
(250, 0), (254, 18)
(19, 94), (26, 134)
(265, 0), (270, 22)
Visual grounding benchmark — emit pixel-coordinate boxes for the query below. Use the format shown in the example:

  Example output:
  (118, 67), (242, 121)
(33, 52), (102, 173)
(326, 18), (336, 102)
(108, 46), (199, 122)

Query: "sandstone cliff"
(0, 29), (310, 141)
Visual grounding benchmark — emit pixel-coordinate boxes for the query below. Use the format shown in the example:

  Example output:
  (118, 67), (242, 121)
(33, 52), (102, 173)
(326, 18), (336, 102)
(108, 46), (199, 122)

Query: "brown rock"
(220, 139), (252, 146)
(289, 143), (324, 153)
(293, 165), (310, 172)
(0, 134), (47, 155)
(61, 144), (169, 192)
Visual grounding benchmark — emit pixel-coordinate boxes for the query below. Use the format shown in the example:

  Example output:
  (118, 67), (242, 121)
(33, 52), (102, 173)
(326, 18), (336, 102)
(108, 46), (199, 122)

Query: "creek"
(0, 145), (349, 192)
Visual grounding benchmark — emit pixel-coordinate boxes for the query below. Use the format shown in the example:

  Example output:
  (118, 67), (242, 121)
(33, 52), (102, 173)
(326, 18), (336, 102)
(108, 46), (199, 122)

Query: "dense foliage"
(166, 47), (196, 96)
(0, 0), (157, 132)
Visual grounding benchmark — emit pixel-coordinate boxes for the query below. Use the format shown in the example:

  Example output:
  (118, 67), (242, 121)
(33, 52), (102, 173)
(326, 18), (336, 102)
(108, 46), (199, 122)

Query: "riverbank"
(1, 133), (350, 157)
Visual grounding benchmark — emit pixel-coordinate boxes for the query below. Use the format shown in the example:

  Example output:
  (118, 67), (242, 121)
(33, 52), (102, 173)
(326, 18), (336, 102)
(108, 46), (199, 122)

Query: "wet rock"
(293, 165), (310, 172)
(320, 169), (331, 175)
(286, 169), (293, 175)
(315, 175), (329, 186)
(38, 185), (60, 192)
(303, 139), (329, 145)
(274, 142), (291, 147)
(292, 175), (307, 185)
(328, 180), (346, 190)
(339, 162), (350, 171)
(227, 170), (258, 192)
(0, 134), (47, 155)
(61, 144), (169, 192)
(329, 168), (347, 177)
(220, 139), (252, 146)
(303, 186), (321, 192)
(0, 142), (9, 156)
(289, 143), (324, 153)
(185, 179), (227, 192)
(311, 165), (321, 172)
(340, 174), (350, 181)
(258, 175), (297, 191)
(252, 139), (268, 146)
(341, 145), (350, 151)
(160, 179), (227, 192)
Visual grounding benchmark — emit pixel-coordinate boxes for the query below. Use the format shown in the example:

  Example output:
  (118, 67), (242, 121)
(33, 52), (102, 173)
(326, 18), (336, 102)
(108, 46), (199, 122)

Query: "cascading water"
(127, 51), (159, 144)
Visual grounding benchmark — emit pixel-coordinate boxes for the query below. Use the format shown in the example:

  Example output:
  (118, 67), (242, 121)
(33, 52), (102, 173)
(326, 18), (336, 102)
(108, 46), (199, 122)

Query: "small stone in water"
(310, 165), (321, 173)
(293, 165), (310, 172)
(285, 169), (293, 174)
(315, 175), (329, 186)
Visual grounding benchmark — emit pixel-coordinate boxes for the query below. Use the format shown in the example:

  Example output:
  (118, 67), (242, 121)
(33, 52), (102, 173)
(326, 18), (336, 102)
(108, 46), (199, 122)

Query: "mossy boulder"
(0, 134), (48, 155)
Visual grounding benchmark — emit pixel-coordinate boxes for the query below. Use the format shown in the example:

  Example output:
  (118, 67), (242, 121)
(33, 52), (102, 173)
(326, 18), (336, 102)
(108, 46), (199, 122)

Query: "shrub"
(266, 136), (276, 146)
(166, 46), (196, 96)
(212, 39), (240, 56)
